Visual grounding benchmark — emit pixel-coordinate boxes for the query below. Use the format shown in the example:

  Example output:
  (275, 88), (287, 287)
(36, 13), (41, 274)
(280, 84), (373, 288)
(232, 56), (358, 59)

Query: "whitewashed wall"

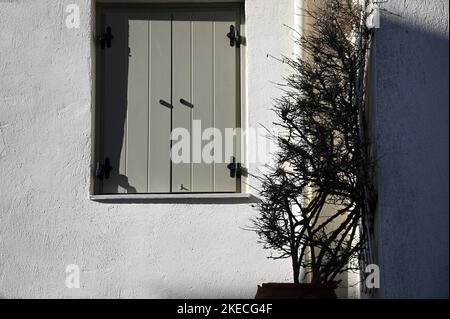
(0, 0), (301, 298)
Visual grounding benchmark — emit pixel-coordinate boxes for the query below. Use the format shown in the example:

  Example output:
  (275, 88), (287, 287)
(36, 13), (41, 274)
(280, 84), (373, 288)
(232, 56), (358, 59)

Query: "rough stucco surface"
(0, 0), (296, 298)
(372, 0), (449, 298)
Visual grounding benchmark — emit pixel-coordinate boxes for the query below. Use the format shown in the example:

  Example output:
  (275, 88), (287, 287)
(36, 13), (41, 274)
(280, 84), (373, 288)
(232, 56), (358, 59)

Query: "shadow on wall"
(370, 13), (449, 298)
(98, 14), (132, 194)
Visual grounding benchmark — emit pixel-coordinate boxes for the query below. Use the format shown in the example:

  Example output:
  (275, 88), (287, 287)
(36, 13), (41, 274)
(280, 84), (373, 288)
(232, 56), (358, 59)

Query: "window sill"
(89, 193), (259, 204)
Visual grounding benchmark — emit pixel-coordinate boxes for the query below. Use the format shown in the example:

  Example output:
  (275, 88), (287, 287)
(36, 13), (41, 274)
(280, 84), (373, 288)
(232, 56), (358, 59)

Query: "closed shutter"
(97, 7), (242, 194)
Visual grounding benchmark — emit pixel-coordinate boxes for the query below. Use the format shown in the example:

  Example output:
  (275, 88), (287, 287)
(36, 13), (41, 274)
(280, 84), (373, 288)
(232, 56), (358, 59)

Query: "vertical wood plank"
(192, 15), (214, 192)
(148, 15), (172, 193)
(126, 20), (149, 193)
(172, 13), (192, 192)
(214, 11), (239, 192)
(102, 12), (128, 194)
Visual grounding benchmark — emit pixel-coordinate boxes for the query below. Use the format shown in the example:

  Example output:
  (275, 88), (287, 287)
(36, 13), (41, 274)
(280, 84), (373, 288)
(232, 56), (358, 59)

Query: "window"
(94, 5), (244, 195)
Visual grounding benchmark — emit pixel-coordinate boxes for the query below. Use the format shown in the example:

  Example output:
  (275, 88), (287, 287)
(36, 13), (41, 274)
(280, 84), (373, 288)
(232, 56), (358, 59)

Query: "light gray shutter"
(212, 10), (241, 192)
(100, 11), (172, 194)
(171, 9), (241, 193)
(99, 7), (241, 194)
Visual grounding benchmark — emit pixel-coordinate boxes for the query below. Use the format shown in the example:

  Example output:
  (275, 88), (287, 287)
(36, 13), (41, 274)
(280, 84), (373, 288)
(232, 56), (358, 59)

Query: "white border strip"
(90, 193), (252, 201)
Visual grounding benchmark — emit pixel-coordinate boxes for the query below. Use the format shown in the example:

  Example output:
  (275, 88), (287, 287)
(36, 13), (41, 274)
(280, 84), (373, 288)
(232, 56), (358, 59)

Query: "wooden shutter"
(97, 7), (241, 194)
(172, 9), (241, 193)
(100, 10), (172, 194)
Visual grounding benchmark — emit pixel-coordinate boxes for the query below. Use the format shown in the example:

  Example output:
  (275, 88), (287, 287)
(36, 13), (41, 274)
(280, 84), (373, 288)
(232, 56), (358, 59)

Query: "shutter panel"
(213, 10), (240, 192)
(100, 11), (171, 194)
(171, 9), (241, 193)
(172, 12), (216, 193)
(102, 12), (130, 194)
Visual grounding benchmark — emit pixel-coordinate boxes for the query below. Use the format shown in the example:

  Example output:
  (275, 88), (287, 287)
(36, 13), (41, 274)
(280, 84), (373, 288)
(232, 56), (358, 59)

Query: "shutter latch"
(227, 156), (242, 179)
(227, 25), (241, 48)
(96, 157), (112, 180)
(99, 26), (114, 50)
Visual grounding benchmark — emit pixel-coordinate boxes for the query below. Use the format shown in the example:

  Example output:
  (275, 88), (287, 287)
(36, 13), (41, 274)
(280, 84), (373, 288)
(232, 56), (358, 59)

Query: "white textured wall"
(0, 0), (296, 298)
(371, 0), (449, 298)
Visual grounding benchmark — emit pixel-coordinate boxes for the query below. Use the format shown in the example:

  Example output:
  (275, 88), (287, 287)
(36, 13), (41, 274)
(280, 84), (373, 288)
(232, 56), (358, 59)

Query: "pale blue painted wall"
(371, 0), (449, 298)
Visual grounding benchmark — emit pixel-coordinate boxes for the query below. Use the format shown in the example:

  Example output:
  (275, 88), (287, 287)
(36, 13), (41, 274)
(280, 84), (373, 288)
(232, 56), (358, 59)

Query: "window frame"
(91, 2), (248, 200)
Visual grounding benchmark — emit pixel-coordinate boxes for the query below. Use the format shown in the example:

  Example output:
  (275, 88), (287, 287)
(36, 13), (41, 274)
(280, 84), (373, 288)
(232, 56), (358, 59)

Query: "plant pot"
(255, 282), (339, 299)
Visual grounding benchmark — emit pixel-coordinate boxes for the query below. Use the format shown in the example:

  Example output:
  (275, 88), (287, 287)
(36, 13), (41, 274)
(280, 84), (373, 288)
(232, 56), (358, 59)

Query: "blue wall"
(372, 0), (449, 298)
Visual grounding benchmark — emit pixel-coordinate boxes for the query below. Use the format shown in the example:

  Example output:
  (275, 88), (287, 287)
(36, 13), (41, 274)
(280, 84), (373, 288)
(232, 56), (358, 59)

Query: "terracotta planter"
(255, 282), (339, 299)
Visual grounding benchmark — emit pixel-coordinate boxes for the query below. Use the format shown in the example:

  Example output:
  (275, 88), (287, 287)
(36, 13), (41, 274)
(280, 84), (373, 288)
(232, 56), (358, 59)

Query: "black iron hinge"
(96, 157), (112, 180)
(227, 25), (241, 48)
(227, 156), (242, 179)
(98, 26), (114, 50)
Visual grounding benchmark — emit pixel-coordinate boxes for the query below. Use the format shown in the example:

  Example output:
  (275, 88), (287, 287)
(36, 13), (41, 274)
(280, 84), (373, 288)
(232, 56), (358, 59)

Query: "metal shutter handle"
(159, 99), (173, 109)
(180, 98), (194, 108)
